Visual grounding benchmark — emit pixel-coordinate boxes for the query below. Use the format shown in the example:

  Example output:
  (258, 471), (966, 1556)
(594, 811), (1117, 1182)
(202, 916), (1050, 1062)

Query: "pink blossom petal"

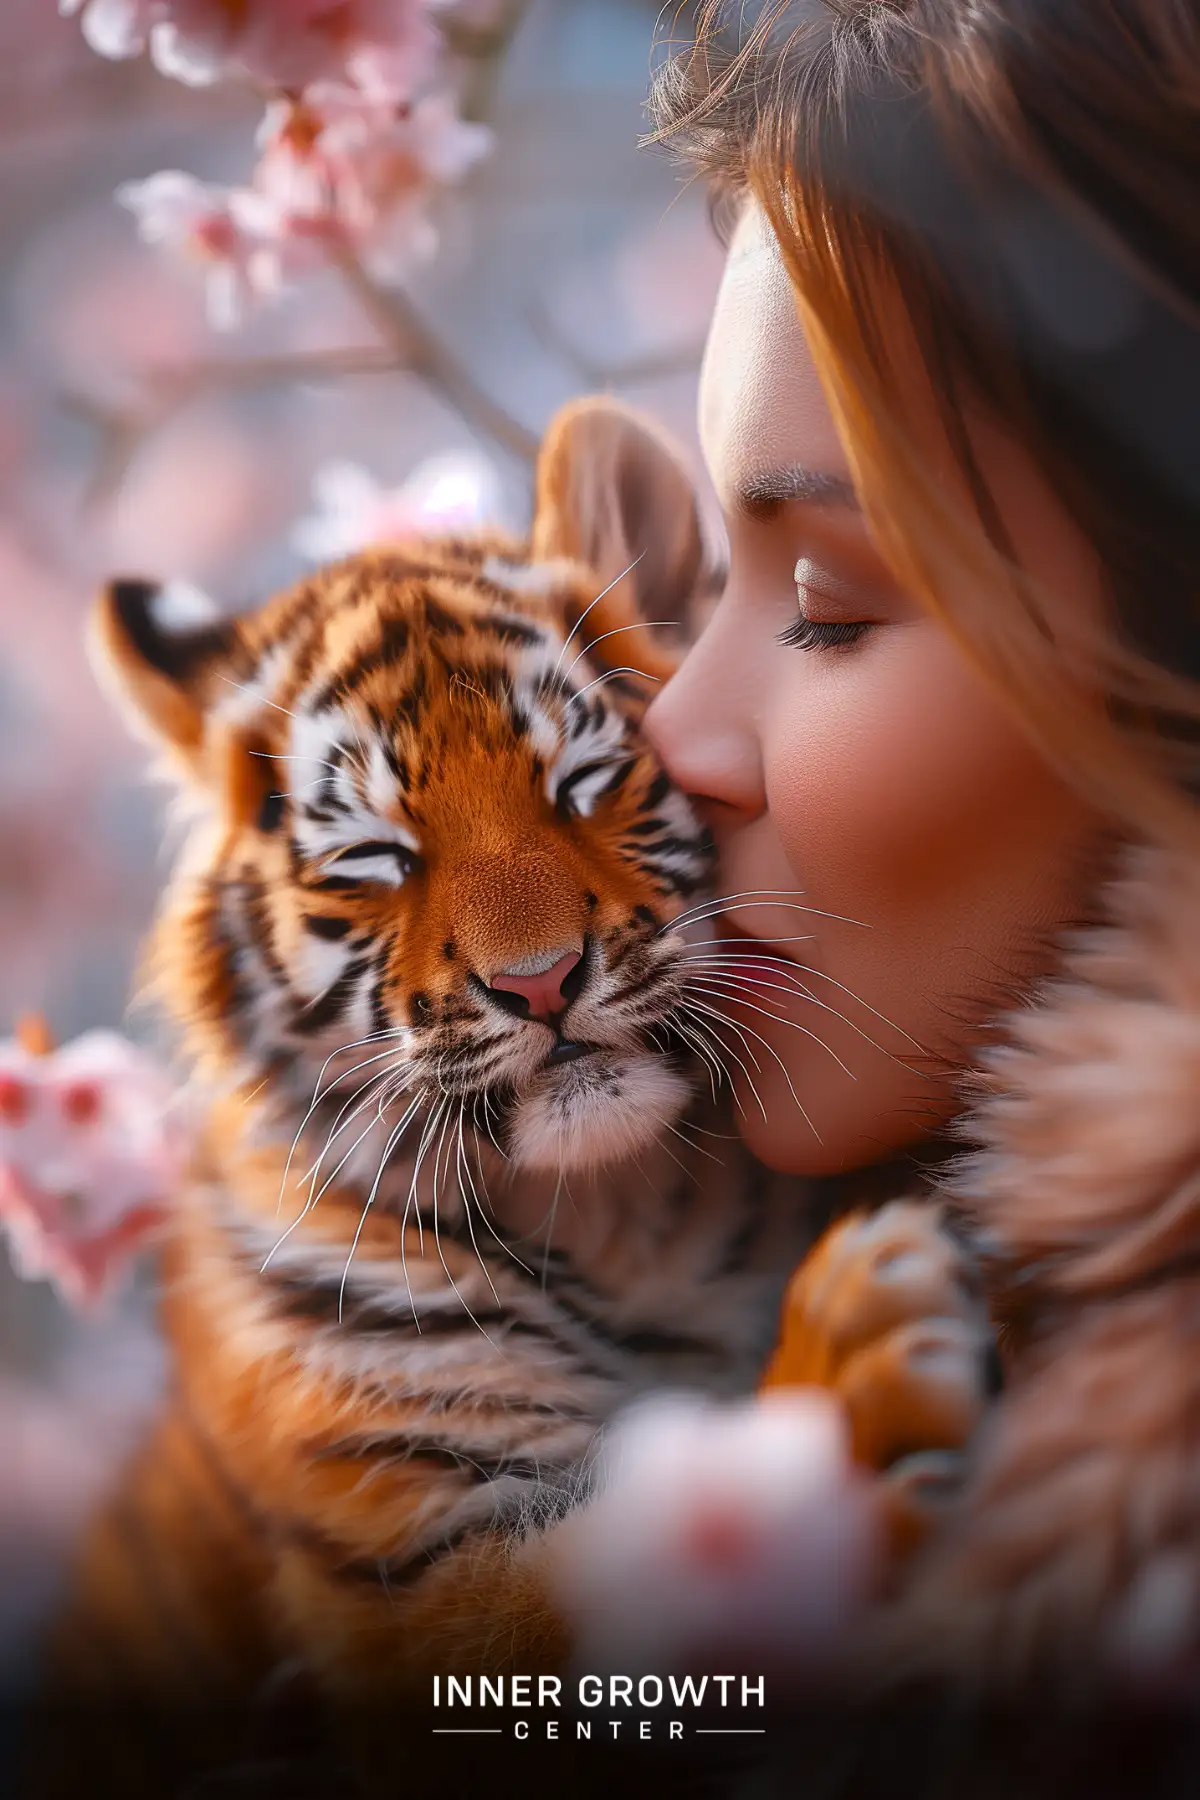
(343, 20), (441, 105)
(72, 0), (155, 60)
(0, 1167), (166, 1311)
(118, 170), (296, 329)
(359, 202), (438, 281)
(131, 0), (443, 97)
(292, 459), (387, 559)
(405, 91), (493, 185)
(148, 18), (230, 85)
(71, 0), (453, 96)
(117, 169), (225, 243)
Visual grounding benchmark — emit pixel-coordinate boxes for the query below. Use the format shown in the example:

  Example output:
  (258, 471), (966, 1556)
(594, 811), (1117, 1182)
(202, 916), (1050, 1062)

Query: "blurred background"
(0, 0), (719, 1687)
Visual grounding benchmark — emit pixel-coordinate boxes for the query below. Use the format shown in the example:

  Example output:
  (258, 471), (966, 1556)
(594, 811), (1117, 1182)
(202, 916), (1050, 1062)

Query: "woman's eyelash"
(776, 617), (872, 651)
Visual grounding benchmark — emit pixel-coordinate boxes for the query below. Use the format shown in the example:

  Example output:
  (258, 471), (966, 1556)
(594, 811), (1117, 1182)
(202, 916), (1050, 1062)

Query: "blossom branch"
(64, 258), (537, 514)
(60, 0), (541, 505)
(335, 250), (539, 461)
(445, 0), (535, 123)
(529, 297), (705, 391)
(63, 345), (403, 510)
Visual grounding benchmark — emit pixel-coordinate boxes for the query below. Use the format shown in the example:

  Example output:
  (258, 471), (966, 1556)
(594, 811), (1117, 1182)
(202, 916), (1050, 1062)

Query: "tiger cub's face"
(93, 402), (719, 1172)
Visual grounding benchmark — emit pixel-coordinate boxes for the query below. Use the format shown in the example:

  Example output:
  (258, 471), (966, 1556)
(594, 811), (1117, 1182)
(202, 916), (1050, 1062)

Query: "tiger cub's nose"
(488, 951), (583, 1024)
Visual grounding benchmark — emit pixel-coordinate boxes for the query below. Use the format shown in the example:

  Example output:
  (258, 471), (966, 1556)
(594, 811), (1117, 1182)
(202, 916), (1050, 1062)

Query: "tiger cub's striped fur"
(31, 401), (809, 1789)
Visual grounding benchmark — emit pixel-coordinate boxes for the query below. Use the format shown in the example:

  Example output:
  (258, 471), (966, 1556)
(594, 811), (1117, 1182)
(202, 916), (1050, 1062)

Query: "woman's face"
(645, 206), (1106, 1176)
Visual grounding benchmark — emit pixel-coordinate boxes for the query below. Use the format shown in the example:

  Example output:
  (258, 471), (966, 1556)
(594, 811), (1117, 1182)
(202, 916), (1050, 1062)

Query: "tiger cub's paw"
(762, 1201), (993, 1556)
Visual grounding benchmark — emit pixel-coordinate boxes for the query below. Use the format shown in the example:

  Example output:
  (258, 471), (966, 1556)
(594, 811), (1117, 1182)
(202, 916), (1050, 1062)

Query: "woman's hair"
(651, 0), (1200, 845)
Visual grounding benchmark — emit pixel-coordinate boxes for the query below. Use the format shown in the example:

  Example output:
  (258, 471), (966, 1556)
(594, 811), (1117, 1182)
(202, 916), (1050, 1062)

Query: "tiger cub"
(28, 400), (813, 1790)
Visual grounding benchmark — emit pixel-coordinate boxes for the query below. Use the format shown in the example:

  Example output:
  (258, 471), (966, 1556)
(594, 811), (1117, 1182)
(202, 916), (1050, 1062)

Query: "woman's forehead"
(699, 203), (852, 510)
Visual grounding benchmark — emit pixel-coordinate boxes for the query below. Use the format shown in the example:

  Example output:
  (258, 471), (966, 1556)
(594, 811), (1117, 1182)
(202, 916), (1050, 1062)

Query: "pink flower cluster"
(61, 0), (442, 96)
(0, 1030), (189, 1311)
(64, 0), (492, 323)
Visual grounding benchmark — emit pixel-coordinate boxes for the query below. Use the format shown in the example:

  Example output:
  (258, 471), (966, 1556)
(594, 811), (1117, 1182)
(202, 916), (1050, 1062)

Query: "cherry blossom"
(0, 1030), (189, 1311)
(396, 89), (494, 187)
(59, 0), (156, 62)
(292, 451), (500, 559)
(68, 0), (494, 320)
(116, 170), (310, 328)
(115, 90), (490, 324)
(61, 0), (443, 102)
(256, 91), (492, 279)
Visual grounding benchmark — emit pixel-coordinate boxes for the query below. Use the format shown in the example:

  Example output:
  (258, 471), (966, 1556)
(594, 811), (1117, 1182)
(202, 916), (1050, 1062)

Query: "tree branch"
(445, 0), (537, 123)
(63, 0), (541, 513)
(529, 298), (705, 390)
(63, 346), (404, 511)
(335, 253), (540, 463)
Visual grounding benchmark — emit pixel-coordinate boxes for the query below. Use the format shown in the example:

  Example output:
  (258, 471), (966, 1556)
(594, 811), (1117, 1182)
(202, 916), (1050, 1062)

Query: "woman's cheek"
(764, 626), (1090, 945)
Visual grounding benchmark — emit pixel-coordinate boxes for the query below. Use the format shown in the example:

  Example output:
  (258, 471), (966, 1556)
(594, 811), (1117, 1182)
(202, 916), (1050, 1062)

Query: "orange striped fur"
(27, 402), (813, 1794)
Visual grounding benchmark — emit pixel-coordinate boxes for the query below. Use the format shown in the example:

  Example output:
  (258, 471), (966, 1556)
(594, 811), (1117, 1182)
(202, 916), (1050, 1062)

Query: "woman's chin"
(732, 1059), (957, 1177)
(727, 1063), (833, 1175)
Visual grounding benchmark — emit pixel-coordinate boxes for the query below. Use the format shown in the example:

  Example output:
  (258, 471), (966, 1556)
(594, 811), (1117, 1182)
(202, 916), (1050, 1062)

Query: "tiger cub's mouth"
(541, 1039), (598, 1069)
(504, 1044), (694, 1174)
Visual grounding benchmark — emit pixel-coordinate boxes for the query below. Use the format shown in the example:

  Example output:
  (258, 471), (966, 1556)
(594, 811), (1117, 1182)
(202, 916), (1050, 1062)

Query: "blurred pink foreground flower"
(0, 1030), (188, 1311)
(549, 1390), (882, 1674)
(292, 451), (501, 558)
(60, 0), (442, 100)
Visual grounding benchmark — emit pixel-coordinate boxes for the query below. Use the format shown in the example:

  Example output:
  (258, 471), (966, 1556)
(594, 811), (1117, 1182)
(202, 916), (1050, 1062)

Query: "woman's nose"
(644, 622), (765, 820)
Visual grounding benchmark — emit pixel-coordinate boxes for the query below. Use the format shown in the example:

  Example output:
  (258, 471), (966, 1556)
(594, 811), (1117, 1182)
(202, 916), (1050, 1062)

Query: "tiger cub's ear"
(91, 579), (280, 831)
(88, 578), (243, 758)
(531, 397), (713, 641)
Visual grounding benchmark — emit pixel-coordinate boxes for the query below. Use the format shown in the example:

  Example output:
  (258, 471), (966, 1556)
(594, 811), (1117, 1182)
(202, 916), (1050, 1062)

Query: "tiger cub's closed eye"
(320, 842), (423, 886)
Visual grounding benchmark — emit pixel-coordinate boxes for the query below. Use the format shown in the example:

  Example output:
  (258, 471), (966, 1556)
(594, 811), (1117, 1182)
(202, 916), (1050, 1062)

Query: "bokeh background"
(0, 0), (720, 1687)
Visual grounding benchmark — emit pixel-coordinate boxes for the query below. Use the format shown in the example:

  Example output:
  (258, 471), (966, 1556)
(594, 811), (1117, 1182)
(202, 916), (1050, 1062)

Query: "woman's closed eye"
(777, 616), (872, 651)
(778, 558), (876, 653)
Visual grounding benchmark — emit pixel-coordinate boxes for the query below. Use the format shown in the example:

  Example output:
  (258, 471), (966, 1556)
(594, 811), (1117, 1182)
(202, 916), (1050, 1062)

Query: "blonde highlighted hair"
(651, 0), (1200, 848)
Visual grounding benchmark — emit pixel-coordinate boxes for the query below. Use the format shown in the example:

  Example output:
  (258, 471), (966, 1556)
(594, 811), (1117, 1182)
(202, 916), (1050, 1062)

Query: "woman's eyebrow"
(735, 466), (859, 521)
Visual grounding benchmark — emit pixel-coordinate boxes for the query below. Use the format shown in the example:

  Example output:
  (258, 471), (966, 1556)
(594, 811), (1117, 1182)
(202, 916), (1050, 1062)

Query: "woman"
(552, 0), (1200, 1722)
